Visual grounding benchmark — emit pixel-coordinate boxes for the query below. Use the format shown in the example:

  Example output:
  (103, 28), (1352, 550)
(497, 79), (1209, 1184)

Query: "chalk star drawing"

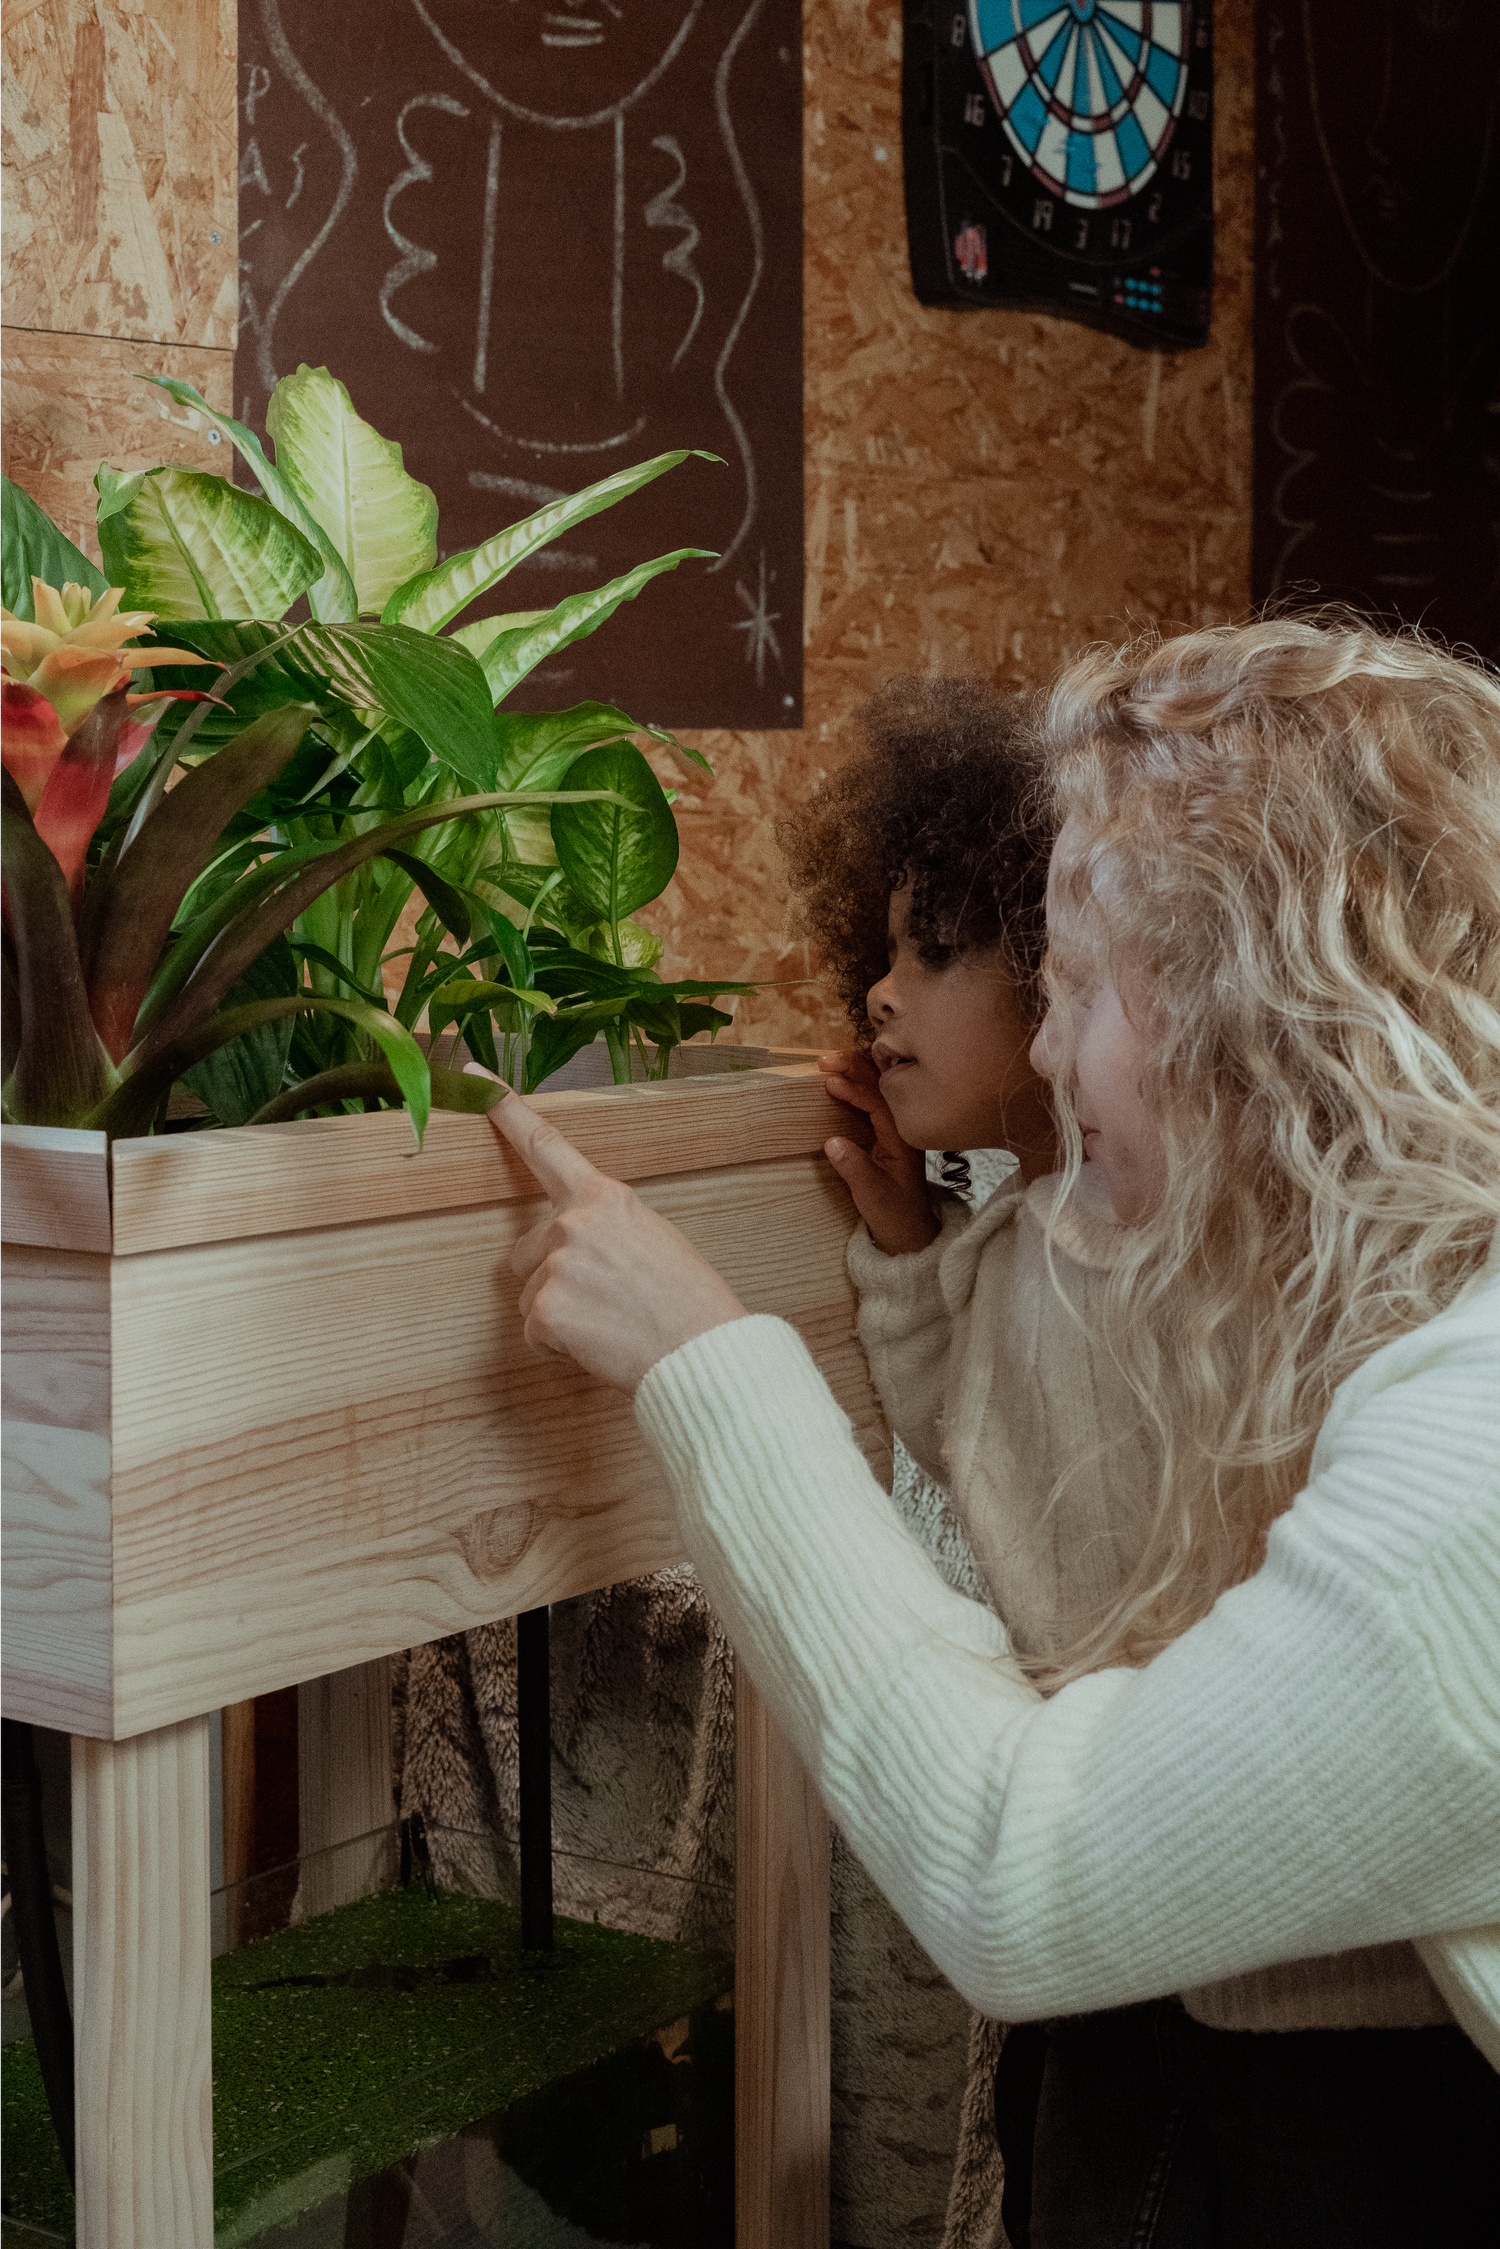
(733, 549), (782, 688)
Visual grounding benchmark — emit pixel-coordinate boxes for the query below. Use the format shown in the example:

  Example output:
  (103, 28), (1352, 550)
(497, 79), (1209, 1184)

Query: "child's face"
(866, 890), (1047, 1158)
(1029, 818), (1167, 1224)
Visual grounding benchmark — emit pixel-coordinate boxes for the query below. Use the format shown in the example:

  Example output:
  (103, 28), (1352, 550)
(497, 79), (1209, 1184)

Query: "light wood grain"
(1, 1244), (114, 1734)
(0, 327), (235, 564)
(72, 1716), (214, 2249)
(97, 1154), (884, 1736)
(102, 1064), (851, 1256)
(298, 1660), (396, 1918)
(1, 0), (236, 350)
(0, 1126), (111, 1252)
(735, 1660), (831, 2249)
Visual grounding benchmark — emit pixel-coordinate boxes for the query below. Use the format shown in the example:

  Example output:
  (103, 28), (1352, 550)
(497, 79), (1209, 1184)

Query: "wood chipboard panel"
(1, 0), (237, 349)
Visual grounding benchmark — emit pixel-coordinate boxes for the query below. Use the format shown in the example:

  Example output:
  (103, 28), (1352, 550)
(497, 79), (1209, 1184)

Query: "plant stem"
(604, 1018), (632, 1085)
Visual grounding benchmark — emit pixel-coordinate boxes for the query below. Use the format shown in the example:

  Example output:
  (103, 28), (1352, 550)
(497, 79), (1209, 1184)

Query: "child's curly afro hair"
(777, 675), (1052, 1039)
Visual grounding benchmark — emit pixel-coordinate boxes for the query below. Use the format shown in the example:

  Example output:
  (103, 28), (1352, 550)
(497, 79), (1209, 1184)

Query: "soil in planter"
(0, 1887), (733, 2247)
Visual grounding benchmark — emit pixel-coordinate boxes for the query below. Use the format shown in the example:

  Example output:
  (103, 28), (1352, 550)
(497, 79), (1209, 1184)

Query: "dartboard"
(901, 0), (1213, 350)
(970, 2), (1189, 208)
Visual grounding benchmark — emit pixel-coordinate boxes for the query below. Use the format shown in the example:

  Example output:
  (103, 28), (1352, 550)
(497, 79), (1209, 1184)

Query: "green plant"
(2, 367), (760, 1130)
(117, 366), (755, 1097)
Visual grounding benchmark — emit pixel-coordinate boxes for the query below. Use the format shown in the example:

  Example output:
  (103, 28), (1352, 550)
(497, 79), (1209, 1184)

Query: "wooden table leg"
(298, 1657), (395, 1918)
(72, 1716), (214, 2249)
(735, 1658), (830, 2249)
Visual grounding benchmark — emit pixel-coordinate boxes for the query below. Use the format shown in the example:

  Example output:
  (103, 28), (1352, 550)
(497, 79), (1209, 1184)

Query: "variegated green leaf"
(94, 465), (323, 621)
(138, 375), (359, 621)
(478, 550), (714, 704)
(266, 365), (438, 615)
(447, 611), (549, 664)
(382, 449), (722, 634)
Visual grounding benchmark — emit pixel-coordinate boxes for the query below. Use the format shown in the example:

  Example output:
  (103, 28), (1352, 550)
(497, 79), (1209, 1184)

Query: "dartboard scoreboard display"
(902, 1), (1214, 350)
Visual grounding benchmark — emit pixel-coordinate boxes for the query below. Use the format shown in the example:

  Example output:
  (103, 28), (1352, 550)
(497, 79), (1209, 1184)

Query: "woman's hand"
(490, 1092), (748, 1391)
(818, 1049), (940, 1255)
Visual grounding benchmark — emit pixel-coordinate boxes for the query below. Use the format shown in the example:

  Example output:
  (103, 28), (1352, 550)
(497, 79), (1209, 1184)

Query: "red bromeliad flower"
(1, 578), (216, 911)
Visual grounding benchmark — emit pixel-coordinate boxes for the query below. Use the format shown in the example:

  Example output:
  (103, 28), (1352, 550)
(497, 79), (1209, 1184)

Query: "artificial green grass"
(0, 2045), (69, 2244)
(0, 1887), (731, 2246)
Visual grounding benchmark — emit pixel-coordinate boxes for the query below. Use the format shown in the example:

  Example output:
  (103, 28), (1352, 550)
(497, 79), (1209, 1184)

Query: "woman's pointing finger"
(488, 1087), (603, 1203)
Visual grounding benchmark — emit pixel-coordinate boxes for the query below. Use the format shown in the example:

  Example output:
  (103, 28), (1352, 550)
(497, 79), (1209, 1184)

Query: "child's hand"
(817, 1050), (941, 1255)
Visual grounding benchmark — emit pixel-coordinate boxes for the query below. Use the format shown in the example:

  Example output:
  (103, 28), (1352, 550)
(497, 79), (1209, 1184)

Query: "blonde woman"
(492, 619), (1500, 2243)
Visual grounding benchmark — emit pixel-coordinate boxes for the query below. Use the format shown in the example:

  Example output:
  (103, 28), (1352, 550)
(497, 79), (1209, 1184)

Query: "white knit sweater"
(851, 1168), (1456, 2033)
(635, 1236), (1500, 2063)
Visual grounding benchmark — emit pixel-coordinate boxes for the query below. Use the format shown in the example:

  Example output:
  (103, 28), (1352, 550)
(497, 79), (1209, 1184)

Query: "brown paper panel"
(1, 0), (236, 349)
(1, 327), (233, 559)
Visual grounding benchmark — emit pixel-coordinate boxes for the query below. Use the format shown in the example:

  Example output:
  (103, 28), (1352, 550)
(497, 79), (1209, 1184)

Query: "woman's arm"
(490, 1091), (1499, 2023)
(637, 1308), (1500, 2023)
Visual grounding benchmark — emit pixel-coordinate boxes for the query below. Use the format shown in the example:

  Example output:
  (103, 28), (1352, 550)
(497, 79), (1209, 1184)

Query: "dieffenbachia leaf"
(94, 464), (324, 621)
(476, 550), (715, 705)
(266, 365), (438, 616)
(522, 1008), (618, 1092)
(77, 703), (315, 1061)
(137, 376), (359, 622)
(493, 702), (670, 792)
(0, 769), (114, 1124)
(1, 476), (109, 622)
(550, 741), (679, 926)
(427, 975), (556, 1046)
(146, 617), (501, 788)
(447, 612), (549, 665)
(381, 449), (723, 635)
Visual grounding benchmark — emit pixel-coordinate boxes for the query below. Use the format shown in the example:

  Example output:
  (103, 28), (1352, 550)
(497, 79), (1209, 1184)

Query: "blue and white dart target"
(968, 1), (1190, 208)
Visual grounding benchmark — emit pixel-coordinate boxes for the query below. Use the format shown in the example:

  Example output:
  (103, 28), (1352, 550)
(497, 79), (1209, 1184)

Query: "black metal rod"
(1, 1719), (75, 2185)
(516, 1606), (554, 1950)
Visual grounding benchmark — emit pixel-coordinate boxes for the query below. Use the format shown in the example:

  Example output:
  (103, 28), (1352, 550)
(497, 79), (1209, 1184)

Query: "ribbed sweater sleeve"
(636, 1303), (1500, 2028)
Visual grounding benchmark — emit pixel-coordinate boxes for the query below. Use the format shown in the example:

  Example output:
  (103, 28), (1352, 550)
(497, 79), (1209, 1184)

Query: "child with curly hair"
(493, 620), (1500, 2246)
(778, 675), (1168, 1703)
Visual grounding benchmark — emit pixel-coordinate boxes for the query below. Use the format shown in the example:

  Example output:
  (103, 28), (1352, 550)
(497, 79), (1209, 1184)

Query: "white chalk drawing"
(246, 0), (358, 398)
(733, 549), (781, 687)
(645, 134), (706, 369)
(382, 93), (471, 355)
(238, 0), (799, 714)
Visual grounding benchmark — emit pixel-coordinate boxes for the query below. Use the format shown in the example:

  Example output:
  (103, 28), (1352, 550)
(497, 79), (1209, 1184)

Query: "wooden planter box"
(2, 1063), (886, 2249)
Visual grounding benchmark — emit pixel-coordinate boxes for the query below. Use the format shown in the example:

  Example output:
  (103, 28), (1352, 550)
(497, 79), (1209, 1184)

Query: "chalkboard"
(236, 0), (803, 728)
(1253, 3), (1500, 659)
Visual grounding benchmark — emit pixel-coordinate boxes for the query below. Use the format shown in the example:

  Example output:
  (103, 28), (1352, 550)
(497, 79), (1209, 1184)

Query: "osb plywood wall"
(0, 0), (1255, 1049)
(1, 0), (237, 548)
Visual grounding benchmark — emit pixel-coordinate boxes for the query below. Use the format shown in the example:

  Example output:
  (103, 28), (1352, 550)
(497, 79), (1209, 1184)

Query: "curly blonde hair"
(1032, 616), (1500, 1685)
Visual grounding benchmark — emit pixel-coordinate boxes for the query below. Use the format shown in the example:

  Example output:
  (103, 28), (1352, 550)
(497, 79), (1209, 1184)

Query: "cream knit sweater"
(852, 1168), (1452, 2032)
(634, 1194), (1500, 2062)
